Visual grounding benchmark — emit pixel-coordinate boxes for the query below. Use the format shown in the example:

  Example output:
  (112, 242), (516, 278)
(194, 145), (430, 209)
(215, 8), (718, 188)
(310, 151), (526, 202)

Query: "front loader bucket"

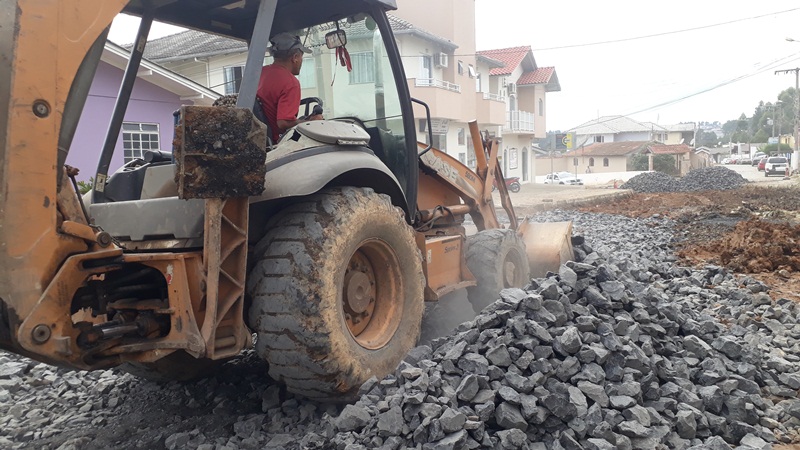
(518, 220), (575, 278)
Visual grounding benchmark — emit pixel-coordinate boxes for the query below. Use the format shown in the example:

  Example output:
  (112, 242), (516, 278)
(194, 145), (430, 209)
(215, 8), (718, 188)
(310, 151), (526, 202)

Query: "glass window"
(288, 16), (414, 193)
(458, 128), (465, 146)
(468, 65), (476, 78)
(603, 158), (610, 167)
(420, 55), (432, 80)
(457, 60), (464, 75)
(594, 135), (604, 143)
(475, 74), (481, 93)
(121, 122), (160, 163)
(223, 66), (244, 94)
(589, 157), (594, 167)
(298, 57), (316, 88)
(349, 52), (375, 84)
(538, 98), (544, 116)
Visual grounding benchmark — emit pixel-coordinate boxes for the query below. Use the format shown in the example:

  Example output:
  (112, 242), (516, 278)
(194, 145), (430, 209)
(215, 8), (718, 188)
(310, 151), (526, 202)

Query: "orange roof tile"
(518, 67), (555, 85)
(477, 46), (530, 76)
(646, 144), (692, 155)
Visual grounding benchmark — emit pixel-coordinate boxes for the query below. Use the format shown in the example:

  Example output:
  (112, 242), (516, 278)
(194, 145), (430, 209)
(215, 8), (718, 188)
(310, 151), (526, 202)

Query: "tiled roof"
(137, 30), (247, 62)
(646, 144), (692, 155)
(563, 141), (652, 157)
(134, 14), (455, 63)
(517, 67), (554, 85)
(569, 115), (666, 135)
(476, 46), (530, 76)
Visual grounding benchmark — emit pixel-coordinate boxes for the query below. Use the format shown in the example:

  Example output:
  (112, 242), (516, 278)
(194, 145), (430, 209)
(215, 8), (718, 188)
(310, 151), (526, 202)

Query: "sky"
(110, 1), (800, 132)
(474, 0), (800, 131)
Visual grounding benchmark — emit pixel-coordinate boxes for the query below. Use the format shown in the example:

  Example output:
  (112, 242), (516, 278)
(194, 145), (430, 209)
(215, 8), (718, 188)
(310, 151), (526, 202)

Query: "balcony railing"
(482, 92), (505, 102)
(415, 78), (461, 93)
(505, 110), (535, 133)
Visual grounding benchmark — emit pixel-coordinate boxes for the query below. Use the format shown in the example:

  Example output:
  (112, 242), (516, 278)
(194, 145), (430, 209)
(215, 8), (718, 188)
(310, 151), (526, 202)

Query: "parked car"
(721, 157), (732, 164)
(757, 157), (767, 171)
(738, 157), (752, 165)
(544, 172), (584, 185)
(764, 156), (789, 176)
(751, 153), (766, 166)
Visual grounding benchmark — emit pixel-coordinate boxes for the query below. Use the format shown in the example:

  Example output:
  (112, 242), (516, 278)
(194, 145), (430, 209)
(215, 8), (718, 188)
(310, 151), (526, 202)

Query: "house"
(138, 0), (559, 185)
(539, 141), (699, 177)
(67, 41), (219, 181)
(475, 46), (560, 183)
(568, 115), (695, 147)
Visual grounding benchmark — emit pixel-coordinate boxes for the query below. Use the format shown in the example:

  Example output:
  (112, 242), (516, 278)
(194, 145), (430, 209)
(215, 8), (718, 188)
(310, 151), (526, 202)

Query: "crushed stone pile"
(681, 167), (748, 192)
(2, 212), (800, 450)
(621, 167), (747, 193)
(329, 212), (800, 450)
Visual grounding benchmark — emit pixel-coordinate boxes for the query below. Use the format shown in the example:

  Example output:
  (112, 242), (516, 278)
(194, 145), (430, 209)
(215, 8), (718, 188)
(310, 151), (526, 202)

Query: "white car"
(544, 172), (584, 185)
(764, 156), (789, 177)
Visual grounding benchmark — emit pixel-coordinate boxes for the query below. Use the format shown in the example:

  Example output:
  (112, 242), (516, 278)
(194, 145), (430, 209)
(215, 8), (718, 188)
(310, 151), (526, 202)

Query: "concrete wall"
(67, 62), (189, 182)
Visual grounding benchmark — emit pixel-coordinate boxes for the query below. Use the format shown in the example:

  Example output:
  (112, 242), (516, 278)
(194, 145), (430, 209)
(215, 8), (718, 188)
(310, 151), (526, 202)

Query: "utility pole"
(775, 68), (800, 171)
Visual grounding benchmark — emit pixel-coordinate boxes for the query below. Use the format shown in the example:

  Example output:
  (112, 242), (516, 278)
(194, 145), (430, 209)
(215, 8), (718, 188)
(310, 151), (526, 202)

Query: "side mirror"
(325, 29), (347, 49)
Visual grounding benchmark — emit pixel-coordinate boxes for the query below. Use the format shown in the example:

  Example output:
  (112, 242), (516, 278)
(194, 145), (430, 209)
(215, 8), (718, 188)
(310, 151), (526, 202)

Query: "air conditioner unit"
(435, 52), (449, 68)
(507, 83), (517, 95)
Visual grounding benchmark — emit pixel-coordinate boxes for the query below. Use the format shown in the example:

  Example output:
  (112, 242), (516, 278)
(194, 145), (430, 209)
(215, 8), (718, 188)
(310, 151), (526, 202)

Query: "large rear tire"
(246, 187), (425, 401)
(465, 229), (530, 313)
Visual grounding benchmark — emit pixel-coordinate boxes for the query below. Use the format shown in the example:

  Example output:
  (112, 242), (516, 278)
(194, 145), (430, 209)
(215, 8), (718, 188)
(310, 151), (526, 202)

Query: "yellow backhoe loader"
(0, 0), (572, 401)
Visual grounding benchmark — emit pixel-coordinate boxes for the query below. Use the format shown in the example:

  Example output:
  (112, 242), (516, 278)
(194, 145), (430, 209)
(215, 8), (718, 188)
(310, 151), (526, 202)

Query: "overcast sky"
(475, 0), (800, 131)
(110, 1), (800, 132)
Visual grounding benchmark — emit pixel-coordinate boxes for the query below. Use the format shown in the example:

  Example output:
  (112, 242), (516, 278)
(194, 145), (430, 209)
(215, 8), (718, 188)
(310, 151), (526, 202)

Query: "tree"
(627, 154), (678, 175)
(752, 129), (769, 143)
(761, 143), (792, 155)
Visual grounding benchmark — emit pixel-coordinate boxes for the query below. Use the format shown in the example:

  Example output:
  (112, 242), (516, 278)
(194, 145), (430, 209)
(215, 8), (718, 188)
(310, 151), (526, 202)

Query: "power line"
(530, 7), (800, 52)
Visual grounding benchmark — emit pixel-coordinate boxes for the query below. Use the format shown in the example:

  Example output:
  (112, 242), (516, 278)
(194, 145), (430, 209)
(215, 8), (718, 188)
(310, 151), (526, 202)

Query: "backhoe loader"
(0, 0), (573, 400)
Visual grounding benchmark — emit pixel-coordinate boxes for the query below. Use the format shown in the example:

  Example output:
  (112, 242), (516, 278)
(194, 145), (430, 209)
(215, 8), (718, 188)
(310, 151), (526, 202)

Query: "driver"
(257, 33), (322, 143)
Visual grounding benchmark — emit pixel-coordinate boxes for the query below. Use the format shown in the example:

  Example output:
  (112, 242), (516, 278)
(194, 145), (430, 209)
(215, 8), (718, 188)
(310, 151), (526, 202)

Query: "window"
(458, 128), (466, 145)
(122, 122), (160, 163)
(573, 157), (579, 166)
(603, 158), (610, 167)
(223, 65), (244, 94)
(539, 98), (544, 116)
(589, 157), (595, 167)
(475, 74), (482, 93)
(349, 52), (375, 84)
(425, 133), (447, 151)
(468, 64), (476, 78)
(298, 58), (316, 88)
(467, 136), (475, 168)
(594, 135), (604, 143)
(458, 60), (464, 75)
(458, 153), (466, 164)
(420, 55), (432, 80)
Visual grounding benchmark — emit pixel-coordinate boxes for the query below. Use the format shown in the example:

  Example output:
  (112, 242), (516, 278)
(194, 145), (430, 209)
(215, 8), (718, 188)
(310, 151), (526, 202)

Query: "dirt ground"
(578, 185), (800, 302)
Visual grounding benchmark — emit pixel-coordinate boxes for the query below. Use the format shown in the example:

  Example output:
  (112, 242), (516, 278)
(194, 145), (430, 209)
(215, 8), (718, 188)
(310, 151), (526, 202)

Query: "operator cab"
(87, 0), (420, 245)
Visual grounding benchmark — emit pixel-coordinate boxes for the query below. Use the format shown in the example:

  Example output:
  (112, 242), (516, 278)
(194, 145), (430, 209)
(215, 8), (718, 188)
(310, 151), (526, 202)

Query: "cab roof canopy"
(123, 0), (398, 42)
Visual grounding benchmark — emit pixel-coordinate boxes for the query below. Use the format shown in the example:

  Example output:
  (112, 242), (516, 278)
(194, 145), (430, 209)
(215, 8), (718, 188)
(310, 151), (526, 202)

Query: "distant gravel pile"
(620, 172), (681, 193)
(621, 167), (747, 193)
(330, 212), (800, 450)
(681, 167), (748, 192)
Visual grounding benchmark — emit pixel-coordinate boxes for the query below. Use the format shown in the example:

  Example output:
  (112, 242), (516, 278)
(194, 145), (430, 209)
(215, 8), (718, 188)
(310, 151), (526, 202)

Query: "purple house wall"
(67, 61), (185, 181)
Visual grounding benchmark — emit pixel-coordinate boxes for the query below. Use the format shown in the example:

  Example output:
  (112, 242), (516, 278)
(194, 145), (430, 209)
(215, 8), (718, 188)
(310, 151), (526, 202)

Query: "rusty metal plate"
(174, 106), (267, 199)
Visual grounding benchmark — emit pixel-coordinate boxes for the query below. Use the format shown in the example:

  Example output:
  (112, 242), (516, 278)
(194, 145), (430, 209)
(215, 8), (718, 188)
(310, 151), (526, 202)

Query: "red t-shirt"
(256, 64), (300, 142)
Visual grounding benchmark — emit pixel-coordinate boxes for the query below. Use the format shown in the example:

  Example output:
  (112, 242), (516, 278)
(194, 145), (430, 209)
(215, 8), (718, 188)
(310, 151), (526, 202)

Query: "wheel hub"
(341, 240), (402, 349)
(345, 271), (373, 314)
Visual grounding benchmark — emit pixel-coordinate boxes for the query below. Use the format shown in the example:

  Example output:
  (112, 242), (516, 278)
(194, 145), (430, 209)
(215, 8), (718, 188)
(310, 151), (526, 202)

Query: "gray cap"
(270, 33), (312, 54)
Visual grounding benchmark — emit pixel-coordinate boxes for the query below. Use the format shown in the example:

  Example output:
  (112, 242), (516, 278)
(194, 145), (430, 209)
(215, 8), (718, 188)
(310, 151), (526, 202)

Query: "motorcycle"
(492, 176), (521, 193)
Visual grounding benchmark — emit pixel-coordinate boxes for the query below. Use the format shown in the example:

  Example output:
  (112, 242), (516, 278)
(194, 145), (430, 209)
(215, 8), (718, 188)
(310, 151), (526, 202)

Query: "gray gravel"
(621, 167), (748, 193)
(2, 210), (799, 449)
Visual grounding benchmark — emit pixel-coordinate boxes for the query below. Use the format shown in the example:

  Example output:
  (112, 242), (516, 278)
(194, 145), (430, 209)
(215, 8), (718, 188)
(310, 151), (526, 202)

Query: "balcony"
(476, 92), (506, 126)
(504, 110), (535, 134)
(408, 78), (463, 120)
(414, 78), (461, 93)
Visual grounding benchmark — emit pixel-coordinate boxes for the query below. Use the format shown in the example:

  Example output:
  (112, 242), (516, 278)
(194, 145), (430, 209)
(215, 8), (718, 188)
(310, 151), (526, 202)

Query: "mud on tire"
(246, 187), (425, 401)
(465, 228), (530, 313)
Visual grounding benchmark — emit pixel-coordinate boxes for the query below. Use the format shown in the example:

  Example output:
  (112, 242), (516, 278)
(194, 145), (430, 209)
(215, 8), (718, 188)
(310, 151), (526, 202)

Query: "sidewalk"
(496, 183), (633, 214)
